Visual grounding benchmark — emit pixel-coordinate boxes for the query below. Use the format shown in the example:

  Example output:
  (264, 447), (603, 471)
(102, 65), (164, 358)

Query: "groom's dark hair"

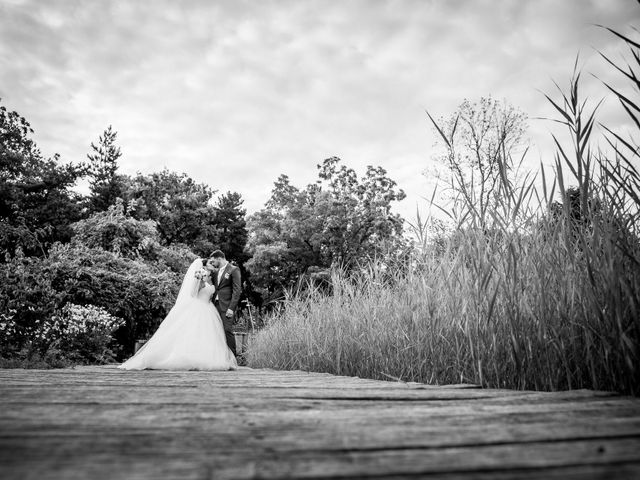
(211, 250), (226, 259)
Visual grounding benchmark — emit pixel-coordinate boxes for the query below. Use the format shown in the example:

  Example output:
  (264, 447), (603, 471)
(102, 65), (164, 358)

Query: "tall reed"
(247, 28), (640, 394)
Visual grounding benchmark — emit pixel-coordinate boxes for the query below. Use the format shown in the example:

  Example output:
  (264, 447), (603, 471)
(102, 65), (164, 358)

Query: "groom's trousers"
(214, 301), (237, 357)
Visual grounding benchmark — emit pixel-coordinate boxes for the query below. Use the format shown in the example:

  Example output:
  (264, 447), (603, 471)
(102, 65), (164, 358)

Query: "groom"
(206, 250), (241, 357)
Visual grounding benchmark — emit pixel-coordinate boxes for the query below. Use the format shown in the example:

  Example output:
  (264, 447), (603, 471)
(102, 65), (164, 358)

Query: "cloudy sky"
(1, 0), (638, 221)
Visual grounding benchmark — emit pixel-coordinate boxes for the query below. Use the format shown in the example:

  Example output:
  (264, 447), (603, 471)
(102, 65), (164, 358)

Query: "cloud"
(0, 0), (638, 222)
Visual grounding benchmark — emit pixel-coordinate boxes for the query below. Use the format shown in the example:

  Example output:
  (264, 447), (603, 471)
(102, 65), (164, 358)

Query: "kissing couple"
(119, 250), (241, 371)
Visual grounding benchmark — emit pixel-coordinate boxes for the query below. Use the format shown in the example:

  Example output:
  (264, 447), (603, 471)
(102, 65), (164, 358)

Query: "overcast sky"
(1, 0), (638, 221)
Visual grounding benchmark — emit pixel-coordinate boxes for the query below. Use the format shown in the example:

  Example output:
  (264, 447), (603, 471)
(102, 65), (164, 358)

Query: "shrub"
(71, 200), (158, 258)
(46, 303), (125, 364)
(0, 294), (125, 367)
(44, 242), (181, 352)
(0, 241), (188, 364)
(0, 251), (61, 356)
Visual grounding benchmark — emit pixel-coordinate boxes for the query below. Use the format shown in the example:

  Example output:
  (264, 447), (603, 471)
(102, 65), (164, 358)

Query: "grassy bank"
(247, 214), (639, 393)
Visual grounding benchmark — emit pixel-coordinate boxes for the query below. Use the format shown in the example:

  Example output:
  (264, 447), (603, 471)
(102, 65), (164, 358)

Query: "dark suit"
(212, 263), (241, 356)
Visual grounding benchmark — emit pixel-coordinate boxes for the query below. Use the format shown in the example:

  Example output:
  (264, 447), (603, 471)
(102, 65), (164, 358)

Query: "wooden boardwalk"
(1, 366), (640, 479)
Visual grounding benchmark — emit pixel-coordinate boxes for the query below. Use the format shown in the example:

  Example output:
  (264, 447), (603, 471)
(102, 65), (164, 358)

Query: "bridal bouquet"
(194, 268), (208, 280)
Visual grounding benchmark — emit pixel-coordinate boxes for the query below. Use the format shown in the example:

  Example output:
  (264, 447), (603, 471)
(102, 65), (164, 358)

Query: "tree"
(317, 157), (406, 264)
(246, 157), (406, 300)
(214, 191), (249, 265)
(126, 169), (219, 253)
(87, 126), (127, 213)
(211, 190), (260, 305)
(0, 100), (86, 258)
(428, 97), (528, 226)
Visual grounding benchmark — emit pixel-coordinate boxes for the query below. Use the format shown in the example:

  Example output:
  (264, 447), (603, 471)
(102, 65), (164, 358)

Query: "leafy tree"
(125, 170), (251, 261)
(0, 100), (86, 258)
(246, 157), (406, 300)
(126, 169), (219, 253)
(317, 157), (406, 263)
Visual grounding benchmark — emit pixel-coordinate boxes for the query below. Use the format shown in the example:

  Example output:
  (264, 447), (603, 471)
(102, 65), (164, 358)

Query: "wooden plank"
(3, 417), (640, 454)
(3, 436), (640, 479)
(1, 367), (640, 479)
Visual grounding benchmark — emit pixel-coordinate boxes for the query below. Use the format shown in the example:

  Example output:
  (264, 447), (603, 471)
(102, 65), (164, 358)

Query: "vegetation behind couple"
(118, 250), (241, 371)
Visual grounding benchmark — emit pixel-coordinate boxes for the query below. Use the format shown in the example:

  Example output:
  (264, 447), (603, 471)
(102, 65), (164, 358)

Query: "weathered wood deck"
(1, 366), (640, 479)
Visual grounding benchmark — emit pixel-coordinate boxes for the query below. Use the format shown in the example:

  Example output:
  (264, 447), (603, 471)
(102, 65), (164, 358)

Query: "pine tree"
(87, 126), (123, 212)
(214, 191), (248, 265)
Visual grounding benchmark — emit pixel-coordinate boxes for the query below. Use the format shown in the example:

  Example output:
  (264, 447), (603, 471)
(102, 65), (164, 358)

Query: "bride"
(118, 258), (237, 371)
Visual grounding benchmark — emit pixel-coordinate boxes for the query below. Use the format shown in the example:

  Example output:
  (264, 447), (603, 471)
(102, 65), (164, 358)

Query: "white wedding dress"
(118, 259), (237, 371)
